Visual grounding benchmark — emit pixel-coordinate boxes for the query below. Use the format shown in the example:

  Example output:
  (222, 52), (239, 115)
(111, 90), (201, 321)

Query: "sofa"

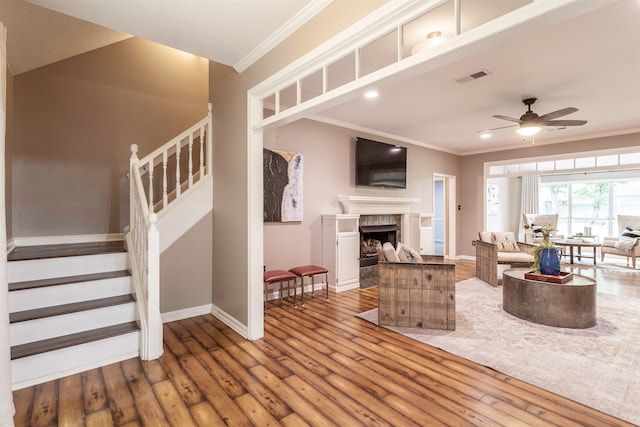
(601, 214), (640, 269)
(475, 231), (536, 287)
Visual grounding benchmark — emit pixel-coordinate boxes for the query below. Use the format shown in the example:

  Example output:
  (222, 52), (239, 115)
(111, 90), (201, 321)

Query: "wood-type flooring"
(12, 260), (638, 426)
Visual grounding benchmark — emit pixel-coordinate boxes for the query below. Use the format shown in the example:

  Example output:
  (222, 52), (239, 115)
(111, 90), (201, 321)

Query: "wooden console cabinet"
(378, 261), (455, 330)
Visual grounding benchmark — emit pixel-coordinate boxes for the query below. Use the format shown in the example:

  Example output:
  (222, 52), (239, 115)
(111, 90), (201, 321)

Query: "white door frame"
(434, 173), (456, 260)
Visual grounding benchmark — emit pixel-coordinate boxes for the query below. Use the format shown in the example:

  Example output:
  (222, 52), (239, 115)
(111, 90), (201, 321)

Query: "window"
(540, 178), (640, 239)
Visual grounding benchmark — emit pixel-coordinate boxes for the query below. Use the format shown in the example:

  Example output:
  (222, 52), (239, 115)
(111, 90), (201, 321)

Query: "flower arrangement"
(531, 224), (558, 273)
(539, 224), (555, 234)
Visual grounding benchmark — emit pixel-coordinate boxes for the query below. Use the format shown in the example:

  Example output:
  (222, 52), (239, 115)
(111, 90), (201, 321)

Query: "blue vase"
(538, 247), (562, 276)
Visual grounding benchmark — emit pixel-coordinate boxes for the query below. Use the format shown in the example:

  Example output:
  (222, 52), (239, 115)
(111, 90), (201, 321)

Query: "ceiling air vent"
(456, 69), (491, 84)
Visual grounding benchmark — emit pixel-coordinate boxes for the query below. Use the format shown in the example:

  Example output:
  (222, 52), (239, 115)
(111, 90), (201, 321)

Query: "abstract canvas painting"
(264, 148), (303, 222)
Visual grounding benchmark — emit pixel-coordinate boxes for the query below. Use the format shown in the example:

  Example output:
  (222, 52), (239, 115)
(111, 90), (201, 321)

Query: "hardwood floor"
(12, 260), (637, 426)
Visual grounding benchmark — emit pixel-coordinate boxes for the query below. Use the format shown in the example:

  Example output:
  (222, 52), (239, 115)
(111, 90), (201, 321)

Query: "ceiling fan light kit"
(517, 124), (541, 136)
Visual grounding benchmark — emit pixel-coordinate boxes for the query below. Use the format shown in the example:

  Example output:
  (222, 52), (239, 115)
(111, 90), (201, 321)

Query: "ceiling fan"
(488, 97), (587, 136)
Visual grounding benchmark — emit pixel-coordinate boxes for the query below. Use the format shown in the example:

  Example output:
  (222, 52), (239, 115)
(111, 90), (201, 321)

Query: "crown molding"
(234, 0), (334, 73)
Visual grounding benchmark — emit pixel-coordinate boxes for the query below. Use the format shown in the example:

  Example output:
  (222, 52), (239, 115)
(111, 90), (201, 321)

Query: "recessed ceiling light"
(480, 132), (491, 139)
(364, 90), (379, 99)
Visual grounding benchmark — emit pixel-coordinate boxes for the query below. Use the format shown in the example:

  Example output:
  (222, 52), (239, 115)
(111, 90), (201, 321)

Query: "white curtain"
(519, 175), (539, 240)
(0, 21), (15, 427)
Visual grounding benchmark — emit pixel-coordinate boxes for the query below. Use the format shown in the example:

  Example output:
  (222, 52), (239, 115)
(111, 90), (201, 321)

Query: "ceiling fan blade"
(477, 124), (518, 133)
(538, 107), (578, 121)
(542, 119), (587, 127)
(492, 114), (521, 123)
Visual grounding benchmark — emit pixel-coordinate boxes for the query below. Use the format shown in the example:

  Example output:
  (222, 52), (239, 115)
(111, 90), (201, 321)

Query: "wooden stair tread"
(10, 294), (135, 323)
(9, 270), (131, 292)
(11, 321), (139, 360)
(7, 241), (125, 261)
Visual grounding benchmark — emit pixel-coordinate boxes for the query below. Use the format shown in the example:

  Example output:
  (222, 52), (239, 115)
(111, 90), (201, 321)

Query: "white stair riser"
(9, 276), (132, 312)
(10, 303), (137, 346)
(11, 331), (139, 391)
(8, 252), (129, 282)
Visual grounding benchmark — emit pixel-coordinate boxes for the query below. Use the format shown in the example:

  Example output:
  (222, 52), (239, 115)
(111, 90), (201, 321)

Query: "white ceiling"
(313, 0), (640, 155)
(4, 0), (640, 155)
(21, 0), (327, 73)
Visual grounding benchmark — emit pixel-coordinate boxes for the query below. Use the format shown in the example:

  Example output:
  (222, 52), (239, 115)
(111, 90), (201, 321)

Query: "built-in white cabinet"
(322, 214), (360, 292)
(419, 213), (434, 255)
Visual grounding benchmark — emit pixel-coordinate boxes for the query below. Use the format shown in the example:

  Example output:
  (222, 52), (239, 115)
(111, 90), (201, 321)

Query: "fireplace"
(360, 224), (398, 266)
(359, 218), (400, 288)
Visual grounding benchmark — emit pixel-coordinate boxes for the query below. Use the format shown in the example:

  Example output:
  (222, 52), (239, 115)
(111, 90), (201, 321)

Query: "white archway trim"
(245, 0), (606, 339)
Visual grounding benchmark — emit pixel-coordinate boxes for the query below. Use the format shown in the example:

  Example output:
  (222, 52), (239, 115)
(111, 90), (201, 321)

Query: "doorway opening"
(434, 174), (457, 259)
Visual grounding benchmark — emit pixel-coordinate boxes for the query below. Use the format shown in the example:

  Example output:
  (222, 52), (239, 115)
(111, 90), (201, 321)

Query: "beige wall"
(160, 211), (212, 313)
(12, 37), (208, 237)
(210, 0), (388, 325)
(459, 133), (640, 257)
(263, 118), (460, 270)
(5, 67), (11, 239)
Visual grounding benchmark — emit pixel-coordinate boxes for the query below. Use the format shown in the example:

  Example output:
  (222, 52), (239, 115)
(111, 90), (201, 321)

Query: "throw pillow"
(382, 242), (400, 262)
(396, 242), (411, 263)
(622, 227), (640, 238)
(396, 242), (423, 263)
(492, 231), (520, 252)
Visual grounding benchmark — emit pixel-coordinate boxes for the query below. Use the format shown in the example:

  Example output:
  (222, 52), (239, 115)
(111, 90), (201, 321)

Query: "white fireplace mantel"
(337, 195), (421, 215)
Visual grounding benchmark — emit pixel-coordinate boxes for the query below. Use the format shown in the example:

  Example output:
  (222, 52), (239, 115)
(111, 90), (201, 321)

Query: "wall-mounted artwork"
(264, 148), (303, 222)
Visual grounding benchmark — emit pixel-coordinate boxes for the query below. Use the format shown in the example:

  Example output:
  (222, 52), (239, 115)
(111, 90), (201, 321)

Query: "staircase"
(4, 105), (213, 390)
(7, 241), (140, 390)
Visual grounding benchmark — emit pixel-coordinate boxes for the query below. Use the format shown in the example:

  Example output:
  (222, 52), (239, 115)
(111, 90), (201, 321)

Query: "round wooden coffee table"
(503, 269), (596, 328)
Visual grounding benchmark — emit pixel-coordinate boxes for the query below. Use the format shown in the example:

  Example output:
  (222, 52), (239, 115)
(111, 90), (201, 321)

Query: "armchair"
(601, 215), (640, 268)
(377, 242), (455, 330)
(476, 231), (536, 287)
(522, 213), (564, 243)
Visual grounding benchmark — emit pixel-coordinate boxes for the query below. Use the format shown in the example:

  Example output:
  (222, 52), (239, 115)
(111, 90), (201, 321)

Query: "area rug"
(357, 277), (640, 425)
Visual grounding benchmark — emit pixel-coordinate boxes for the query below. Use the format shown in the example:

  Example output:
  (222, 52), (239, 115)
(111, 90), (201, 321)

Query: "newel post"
(129, 144), (139, 232)
(207, 103), (213, 176)
(145, 212), (163, 359)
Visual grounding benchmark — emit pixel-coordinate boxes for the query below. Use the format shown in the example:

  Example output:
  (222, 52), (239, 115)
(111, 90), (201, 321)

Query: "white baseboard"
(210, 304), (248, 339)
(457, 255), (476, 261)
(9, 233), (124, 248)
(161, 304), (213, 323)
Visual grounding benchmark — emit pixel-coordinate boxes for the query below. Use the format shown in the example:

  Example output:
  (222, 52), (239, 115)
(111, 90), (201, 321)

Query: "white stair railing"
(138, 104), (213, 214)
(127, 104), (212, 360)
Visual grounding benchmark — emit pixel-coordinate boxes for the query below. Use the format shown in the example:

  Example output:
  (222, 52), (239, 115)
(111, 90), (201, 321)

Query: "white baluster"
(188, 134), (194, 188)
(199, 127), (205, 178)
(162, 151), (168, 208)
(207, 103), (213, 176)
(147, 161), (154, 213)
(175, 142), (181, 197)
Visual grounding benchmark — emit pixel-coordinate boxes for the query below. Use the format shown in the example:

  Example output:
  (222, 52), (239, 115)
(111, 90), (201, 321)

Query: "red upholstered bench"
(288, 265), (329, 307)
(263, 270), (297, 311)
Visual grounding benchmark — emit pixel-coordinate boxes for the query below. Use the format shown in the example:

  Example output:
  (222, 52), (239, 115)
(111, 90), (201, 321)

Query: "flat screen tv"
(355, 137), (407, 189)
